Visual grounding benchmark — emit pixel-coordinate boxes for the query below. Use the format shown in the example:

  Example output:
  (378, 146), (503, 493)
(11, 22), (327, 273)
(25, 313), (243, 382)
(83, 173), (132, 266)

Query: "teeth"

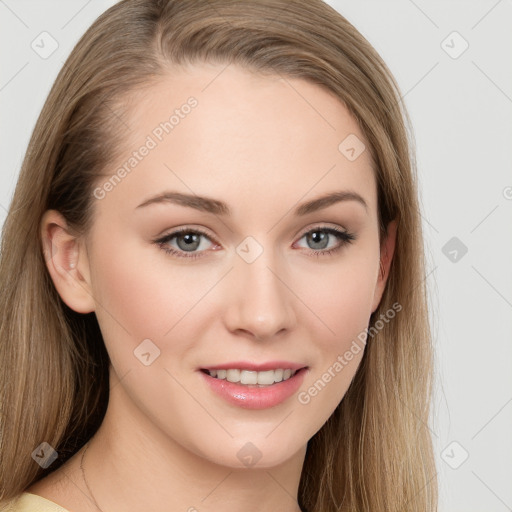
(207, 368), (298, 386)
(226, 369), (240, 383)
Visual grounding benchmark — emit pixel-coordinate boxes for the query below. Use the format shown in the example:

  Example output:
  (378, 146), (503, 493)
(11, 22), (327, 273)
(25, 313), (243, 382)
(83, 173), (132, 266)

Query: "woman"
(0, 1), (437, 511)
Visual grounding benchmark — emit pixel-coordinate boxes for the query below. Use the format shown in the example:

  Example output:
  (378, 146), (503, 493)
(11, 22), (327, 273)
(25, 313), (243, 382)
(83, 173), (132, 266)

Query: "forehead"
(99, 63), (377, 219)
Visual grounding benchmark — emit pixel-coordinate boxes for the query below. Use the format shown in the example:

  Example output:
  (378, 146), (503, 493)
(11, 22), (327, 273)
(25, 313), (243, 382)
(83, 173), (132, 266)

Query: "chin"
(195, 436), (304, 470)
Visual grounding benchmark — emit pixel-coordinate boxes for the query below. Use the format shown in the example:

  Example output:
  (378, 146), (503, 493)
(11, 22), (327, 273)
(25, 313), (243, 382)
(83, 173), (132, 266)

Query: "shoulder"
(1, 492), (71, 512)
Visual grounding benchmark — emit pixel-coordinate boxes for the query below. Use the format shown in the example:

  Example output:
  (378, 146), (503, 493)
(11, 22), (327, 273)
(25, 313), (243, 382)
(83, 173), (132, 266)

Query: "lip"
(198, 366), (309, 410)
(200, 361), (306, 372)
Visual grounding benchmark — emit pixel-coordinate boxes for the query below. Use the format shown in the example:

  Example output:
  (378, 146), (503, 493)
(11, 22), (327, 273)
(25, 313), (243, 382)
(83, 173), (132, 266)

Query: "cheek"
(88, 234), (185, 345)
(90, 256), (168, 340)
(295, 251), (378, 345)
(88, 232), (223, 362)
(294, 257), (376, 435)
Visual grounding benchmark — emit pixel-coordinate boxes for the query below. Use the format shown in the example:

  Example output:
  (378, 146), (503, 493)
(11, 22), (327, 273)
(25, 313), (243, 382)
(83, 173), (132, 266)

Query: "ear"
(40, 209), (96, 314)
(371, 219), (398, 313)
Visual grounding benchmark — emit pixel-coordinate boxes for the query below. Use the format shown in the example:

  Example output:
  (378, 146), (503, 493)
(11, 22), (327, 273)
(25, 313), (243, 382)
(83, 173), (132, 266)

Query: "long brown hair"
(0, 1), (437, 510)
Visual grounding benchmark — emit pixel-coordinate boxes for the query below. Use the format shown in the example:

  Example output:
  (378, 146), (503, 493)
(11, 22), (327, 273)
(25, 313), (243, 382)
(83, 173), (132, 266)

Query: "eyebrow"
(135, 190), (368, 216)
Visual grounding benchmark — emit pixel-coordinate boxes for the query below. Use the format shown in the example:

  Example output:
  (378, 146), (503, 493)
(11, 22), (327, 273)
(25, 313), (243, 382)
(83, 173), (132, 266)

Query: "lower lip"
(199, 368), (308, 410)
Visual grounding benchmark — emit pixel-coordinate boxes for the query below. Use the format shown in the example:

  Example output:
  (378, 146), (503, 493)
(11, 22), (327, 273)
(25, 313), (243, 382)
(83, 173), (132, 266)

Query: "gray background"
(1, 1), (511, 510)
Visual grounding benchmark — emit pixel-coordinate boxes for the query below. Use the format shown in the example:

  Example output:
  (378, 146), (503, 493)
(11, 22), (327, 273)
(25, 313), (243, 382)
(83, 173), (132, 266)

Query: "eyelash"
(153, 225), (356, 260)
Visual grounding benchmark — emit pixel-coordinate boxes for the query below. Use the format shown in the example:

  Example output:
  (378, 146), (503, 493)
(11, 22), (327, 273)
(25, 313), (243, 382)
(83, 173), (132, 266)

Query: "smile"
(202, 368), (298, 386)
(199, 366), (309, 409)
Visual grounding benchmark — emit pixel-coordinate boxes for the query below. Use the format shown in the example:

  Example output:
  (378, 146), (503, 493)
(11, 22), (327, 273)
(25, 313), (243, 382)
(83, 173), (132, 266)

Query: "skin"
(32, 62), (396, 512)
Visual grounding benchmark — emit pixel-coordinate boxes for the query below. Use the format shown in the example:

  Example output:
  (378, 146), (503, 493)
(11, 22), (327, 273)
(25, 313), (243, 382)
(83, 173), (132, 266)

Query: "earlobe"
(371, 219), (398, 313)
(40, 210), (96, 314)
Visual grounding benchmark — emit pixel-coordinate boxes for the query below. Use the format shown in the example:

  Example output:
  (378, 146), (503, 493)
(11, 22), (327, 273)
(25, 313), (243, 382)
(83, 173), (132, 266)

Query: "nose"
(222, 251), (296, 341)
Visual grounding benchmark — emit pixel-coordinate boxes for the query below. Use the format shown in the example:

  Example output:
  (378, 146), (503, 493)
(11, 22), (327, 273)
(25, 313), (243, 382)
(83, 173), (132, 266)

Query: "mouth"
(198, 365), (309, 409)
(199, 367), (307, 387)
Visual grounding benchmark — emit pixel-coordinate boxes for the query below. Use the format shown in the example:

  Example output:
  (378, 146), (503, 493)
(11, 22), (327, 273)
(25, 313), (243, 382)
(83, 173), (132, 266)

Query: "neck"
(83, 370), (306, 512)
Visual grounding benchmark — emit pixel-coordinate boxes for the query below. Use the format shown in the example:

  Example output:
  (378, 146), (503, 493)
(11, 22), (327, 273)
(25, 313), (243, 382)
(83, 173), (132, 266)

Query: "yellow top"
(2, 493), (71, 512)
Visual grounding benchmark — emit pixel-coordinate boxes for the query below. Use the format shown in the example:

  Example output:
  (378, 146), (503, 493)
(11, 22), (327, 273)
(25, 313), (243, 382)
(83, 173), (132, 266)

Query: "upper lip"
(200, 361), (307, 371)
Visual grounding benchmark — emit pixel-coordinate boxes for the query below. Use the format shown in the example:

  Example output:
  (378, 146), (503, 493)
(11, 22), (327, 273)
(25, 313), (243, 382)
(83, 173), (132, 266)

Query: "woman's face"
(57, 63), (395, 468)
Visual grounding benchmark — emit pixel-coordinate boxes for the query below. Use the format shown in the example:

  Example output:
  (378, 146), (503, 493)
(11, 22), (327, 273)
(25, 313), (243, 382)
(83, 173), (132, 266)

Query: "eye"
(294, 226), (356, 257)
(153, 227), (217, 259)
(153, 225), (356, 260)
